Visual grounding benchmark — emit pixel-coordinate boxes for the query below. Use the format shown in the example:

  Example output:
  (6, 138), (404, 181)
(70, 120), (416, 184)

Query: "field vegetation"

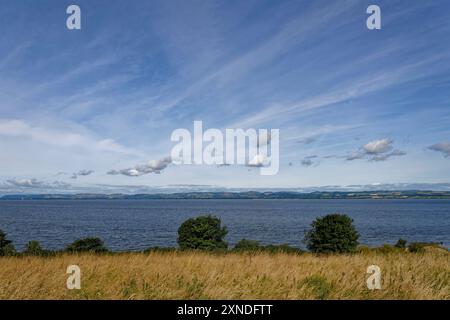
(0, 249), (448, 300)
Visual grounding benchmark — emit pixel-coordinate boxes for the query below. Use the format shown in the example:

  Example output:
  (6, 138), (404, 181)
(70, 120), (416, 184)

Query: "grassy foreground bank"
(0, 249), (448, 300)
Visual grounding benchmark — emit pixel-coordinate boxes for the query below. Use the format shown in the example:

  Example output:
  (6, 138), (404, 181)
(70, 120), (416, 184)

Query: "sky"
(0, 0), (450, 194)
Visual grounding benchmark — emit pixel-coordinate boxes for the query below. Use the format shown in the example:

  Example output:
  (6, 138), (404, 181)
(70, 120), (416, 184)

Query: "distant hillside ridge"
(2, 190), (450, 200)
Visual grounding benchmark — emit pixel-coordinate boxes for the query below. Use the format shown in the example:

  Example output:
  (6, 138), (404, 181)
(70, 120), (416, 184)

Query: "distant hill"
(1, 190), (450, 200)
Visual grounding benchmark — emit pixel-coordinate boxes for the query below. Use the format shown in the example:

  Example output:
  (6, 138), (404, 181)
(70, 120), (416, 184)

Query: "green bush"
(23, 240), (46, 256)
(407, 242), (440, 253)
(0, 229), (16, 256)
(65, 237), (108, 253)
(408, 242), (426, 253)
(232, 240), (302, 254)
(177, 215), (228, 250)
(395, 238), (407, 249)
(233, 239), (261, 251)
(304, 214), (359, 253)
(356, 245), (371, 253)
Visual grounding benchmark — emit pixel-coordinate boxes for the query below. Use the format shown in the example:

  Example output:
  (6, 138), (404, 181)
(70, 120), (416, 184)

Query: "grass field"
(0, 249), (448, 300)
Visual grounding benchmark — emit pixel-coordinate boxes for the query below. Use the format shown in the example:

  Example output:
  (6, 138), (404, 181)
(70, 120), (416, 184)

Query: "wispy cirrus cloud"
(297, 137), (317, 145)
(1, 1), (449, 189)
(0, 119), (142, 156)
(232, 58), (441, 129)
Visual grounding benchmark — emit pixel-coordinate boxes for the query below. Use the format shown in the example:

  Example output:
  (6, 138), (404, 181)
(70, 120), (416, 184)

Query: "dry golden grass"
(0, 250), (448, 300)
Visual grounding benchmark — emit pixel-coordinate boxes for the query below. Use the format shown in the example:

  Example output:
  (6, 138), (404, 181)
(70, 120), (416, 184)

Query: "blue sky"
(0, 0), (450, 193)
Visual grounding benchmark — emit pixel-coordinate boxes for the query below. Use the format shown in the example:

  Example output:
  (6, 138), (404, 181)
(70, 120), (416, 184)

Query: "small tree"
(304, 214), (359, 253)
(0, 229), (16, 256)
(23, 240), (45, 256)
(177, 215), (228, 250)
(65, 237), (108, 253)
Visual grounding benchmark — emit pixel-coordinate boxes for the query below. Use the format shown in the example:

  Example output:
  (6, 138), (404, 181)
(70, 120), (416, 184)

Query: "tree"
(0, 229), (16, 256)
(304, 214), (359, 253)
(177, 215), (228, 250)
(65, 237), (108, 253)
(23, 240), (45, 256)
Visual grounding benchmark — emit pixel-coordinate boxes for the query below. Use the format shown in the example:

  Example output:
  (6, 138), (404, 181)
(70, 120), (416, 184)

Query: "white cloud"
(301, 159), (313, 167)
(4, 178), (71, 189)
(70, 169), (94, 179)
(370, 150), (407, 162)
(301, 155), (320, 167)
(346, 138), (406, 162)
(428, 142), (450, 158)
(108, 156), (172, 177)
(6, 178), (44, 188)
(345, 151), (366, 161)
(77, 169), (94, 176)
(247, 154), (266, 167)
(363, 138), (393, 154)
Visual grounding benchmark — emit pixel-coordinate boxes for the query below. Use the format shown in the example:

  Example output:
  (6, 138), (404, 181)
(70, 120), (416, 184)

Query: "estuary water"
(0, 199), (448, 251)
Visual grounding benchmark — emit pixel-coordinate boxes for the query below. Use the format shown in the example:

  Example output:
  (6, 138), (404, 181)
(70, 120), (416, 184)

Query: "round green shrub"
(177, 215), (228, 250)
(65, 237), (108, 253)
(304, 214), (359, 253)
(234, 239), (261, 251)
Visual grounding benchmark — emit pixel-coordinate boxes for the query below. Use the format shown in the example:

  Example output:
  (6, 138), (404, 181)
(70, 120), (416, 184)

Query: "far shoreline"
(2, 190), (450, 200)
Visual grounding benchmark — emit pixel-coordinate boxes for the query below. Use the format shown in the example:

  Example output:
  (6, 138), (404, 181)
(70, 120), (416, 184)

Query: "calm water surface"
(0, 199), (448, 251)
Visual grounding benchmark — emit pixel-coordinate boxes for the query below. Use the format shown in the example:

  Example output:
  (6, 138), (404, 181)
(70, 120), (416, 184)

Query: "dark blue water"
(0, 199), (448, 251)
